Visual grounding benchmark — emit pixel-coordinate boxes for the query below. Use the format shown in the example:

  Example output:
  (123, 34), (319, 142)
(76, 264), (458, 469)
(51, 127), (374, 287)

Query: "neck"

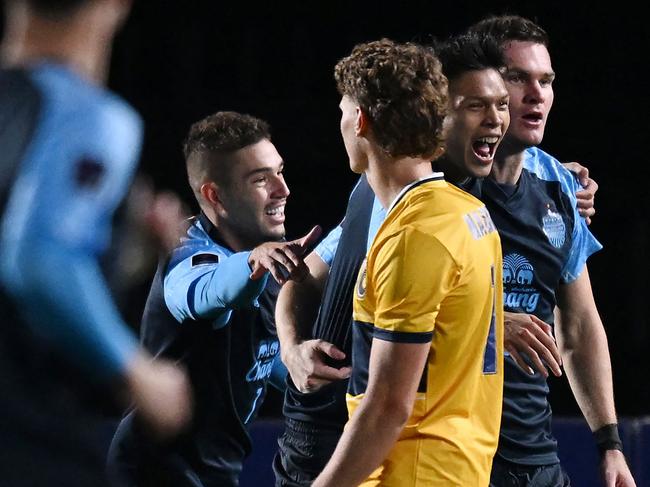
(200, 207), (259, 253)
(364, 149), (434, 209)
(490, 139), (527, 185)
(434, 156), (472, 186)
(1, 3), (114, 84)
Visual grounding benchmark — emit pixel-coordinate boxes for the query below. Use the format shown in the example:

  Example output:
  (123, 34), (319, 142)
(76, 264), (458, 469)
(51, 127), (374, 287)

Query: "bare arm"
(556, 266), (635, 487)
(276, 252), (351, 392)
(313, 338), (430, 487)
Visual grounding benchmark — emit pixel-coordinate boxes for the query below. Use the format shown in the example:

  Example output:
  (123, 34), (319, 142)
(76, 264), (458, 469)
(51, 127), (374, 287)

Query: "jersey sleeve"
(0, 95), (143, 380)
(523, 147), (603, 283)
(558, 173), (603, 283)
(371, 228), (460, 342)
(313, 224), (342, 266)
(164, 248), (268, 327)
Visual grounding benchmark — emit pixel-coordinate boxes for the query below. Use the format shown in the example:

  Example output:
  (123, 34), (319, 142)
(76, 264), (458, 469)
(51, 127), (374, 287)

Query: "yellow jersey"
(349, 175), (504, 486)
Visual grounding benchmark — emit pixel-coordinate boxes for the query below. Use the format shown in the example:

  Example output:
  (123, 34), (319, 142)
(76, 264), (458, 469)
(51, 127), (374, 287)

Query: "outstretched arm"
(556, 266), (636, 487)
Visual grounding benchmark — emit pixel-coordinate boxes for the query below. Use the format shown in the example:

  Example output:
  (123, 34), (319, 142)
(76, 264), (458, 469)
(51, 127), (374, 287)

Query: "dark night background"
(89, 1), (650, 417)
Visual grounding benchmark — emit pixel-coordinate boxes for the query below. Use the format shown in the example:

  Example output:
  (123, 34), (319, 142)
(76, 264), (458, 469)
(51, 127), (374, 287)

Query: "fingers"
(583, 175), (599, 195)
(293, 225), (322, 254)
(506, 346), (534, 375)
(249, 262), (269, 281)
(563, 161), (589, 186)
(504, 313), (563, 377)
(315, 340), (347, 361)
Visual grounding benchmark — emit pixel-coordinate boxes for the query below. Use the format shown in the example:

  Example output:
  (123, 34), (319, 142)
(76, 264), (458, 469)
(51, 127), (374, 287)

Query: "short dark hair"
(183, 111), (271, 190)
(334, 38), (448, 160)
(436, 33), (505, 82)
(467, 15), (549, 47)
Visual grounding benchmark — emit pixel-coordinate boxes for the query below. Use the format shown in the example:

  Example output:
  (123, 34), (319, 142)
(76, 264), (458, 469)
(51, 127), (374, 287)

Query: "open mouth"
(472, 136), (500, 162)
(522, 112), (543, 124)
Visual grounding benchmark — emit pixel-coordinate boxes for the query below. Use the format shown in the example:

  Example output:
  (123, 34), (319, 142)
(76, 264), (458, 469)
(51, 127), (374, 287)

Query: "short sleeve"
(371, 228), (460, 339)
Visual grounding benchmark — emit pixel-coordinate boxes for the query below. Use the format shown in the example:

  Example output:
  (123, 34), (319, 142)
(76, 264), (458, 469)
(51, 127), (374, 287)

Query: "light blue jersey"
(0, 63), (142, 378)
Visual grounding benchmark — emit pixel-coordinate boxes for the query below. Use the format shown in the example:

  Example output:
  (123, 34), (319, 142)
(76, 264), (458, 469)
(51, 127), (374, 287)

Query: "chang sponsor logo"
(245, 339), (279, 383)
(503, 253), (540, 313)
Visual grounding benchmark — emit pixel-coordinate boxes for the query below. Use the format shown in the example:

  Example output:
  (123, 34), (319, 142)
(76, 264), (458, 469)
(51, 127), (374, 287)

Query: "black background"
(27, 1), (650, 416)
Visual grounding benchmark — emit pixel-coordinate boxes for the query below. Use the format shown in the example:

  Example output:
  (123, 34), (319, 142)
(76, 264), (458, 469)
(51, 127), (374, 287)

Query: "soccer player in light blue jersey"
(0, 1), (191, 485)
(468, 15), (636, 487)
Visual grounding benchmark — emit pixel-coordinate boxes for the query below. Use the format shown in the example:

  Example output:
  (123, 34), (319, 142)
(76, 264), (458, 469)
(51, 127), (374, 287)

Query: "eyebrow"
(462, 94), (509, 103)
(506, 68), (556, 80)
(245, 161), (284, 178)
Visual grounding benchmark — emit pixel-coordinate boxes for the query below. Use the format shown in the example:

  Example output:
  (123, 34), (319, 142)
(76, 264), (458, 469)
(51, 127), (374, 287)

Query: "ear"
(200, 182), (227, 216)
(431, 144), (446, 161)
(355, 106), (369, 136)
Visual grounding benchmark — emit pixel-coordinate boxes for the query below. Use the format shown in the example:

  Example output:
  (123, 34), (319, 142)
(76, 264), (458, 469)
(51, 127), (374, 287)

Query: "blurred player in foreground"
(0, 1), (191, 485)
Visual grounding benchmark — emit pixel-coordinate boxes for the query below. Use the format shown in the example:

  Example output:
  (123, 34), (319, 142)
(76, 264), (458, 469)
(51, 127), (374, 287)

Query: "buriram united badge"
(356, 259), (367, 299)
(542, 206), (566, 248)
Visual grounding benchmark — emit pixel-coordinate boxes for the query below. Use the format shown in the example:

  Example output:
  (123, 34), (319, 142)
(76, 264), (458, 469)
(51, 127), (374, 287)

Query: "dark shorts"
(272, 418), (342, 487)
(490, 456), (571, 487)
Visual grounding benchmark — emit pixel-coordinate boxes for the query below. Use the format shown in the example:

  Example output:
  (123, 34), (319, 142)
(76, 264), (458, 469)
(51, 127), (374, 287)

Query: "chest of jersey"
(481, 171), (574, 324)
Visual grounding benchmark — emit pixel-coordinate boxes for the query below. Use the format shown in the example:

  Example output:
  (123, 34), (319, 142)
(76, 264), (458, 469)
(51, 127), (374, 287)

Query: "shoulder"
(31, 64), (142, 162)
(166, 219), (233, 275)
(523, 146), (582, 196)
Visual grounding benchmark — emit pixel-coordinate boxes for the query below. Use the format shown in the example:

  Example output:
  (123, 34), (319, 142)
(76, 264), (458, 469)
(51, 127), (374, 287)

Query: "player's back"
(350, 176), (504, 486)
(0, 64), (141, 487)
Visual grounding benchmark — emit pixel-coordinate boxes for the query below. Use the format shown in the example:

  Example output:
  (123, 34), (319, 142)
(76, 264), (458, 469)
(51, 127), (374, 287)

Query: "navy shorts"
(272, 418), (342, 487)
(490, 456), (571, 487)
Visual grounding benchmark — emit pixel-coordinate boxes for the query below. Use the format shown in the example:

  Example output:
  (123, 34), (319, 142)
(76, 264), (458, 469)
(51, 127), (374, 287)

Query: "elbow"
(366, 394), (413, 430)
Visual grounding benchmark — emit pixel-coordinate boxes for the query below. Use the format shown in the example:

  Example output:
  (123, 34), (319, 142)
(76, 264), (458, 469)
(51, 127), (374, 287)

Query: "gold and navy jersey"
(349, 175), (504, 487)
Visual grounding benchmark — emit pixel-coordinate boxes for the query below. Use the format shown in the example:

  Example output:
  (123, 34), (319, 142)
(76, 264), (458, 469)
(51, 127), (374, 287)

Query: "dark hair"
(183, 111), (270, 160)
(183, 111), (271, 189)
(334, 38), (448, 159)
(467, 15), (549, 47)
(436, 32), (505, 82)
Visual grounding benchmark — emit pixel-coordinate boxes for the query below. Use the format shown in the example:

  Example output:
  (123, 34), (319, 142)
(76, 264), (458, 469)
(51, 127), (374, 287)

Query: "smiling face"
(443, 68), (510, 179)
(217, 138), (290, 249)
(501, 40), (555, 149)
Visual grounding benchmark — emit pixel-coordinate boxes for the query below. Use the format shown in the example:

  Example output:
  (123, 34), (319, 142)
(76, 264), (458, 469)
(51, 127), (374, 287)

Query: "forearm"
(276, 252), (328, 360)
(313, 399), (407, 487)
(277, 278), (321, 355)
(3, 242), (138, 379)
(165, 251), (268, 321)
(557, 311), (617, 429)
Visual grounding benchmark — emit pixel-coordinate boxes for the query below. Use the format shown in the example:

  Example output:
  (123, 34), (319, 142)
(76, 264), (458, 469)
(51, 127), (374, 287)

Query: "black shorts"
(272, 418), (342, 487)
(490, 456), (571, 487)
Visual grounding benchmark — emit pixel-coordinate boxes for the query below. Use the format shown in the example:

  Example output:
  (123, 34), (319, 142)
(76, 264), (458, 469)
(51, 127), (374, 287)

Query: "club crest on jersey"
(356, 259), (367, 299)
(542, 208), (566, 248)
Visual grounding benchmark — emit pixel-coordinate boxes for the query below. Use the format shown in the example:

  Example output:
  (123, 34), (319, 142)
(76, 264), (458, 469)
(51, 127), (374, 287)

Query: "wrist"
(593, 423), (623, 456)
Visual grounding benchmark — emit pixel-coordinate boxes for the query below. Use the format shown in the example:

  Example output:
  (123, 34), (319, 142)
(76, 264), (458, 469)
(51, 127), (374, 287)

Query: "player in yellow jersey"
(312, 37), (507, 487)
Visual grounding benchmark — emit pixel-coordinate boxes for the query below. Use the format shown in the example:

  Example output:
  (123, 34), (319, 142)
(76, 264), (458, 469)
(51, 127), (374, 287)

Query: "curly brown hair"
(334, 38), (448, 160)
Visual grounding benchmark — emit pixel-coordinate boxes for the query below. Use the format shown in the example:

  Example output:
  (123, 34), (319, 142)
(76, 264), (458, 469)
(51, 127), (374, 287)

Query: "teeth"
(265, 206), (285, 216)
(476, 136), (499, 144)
